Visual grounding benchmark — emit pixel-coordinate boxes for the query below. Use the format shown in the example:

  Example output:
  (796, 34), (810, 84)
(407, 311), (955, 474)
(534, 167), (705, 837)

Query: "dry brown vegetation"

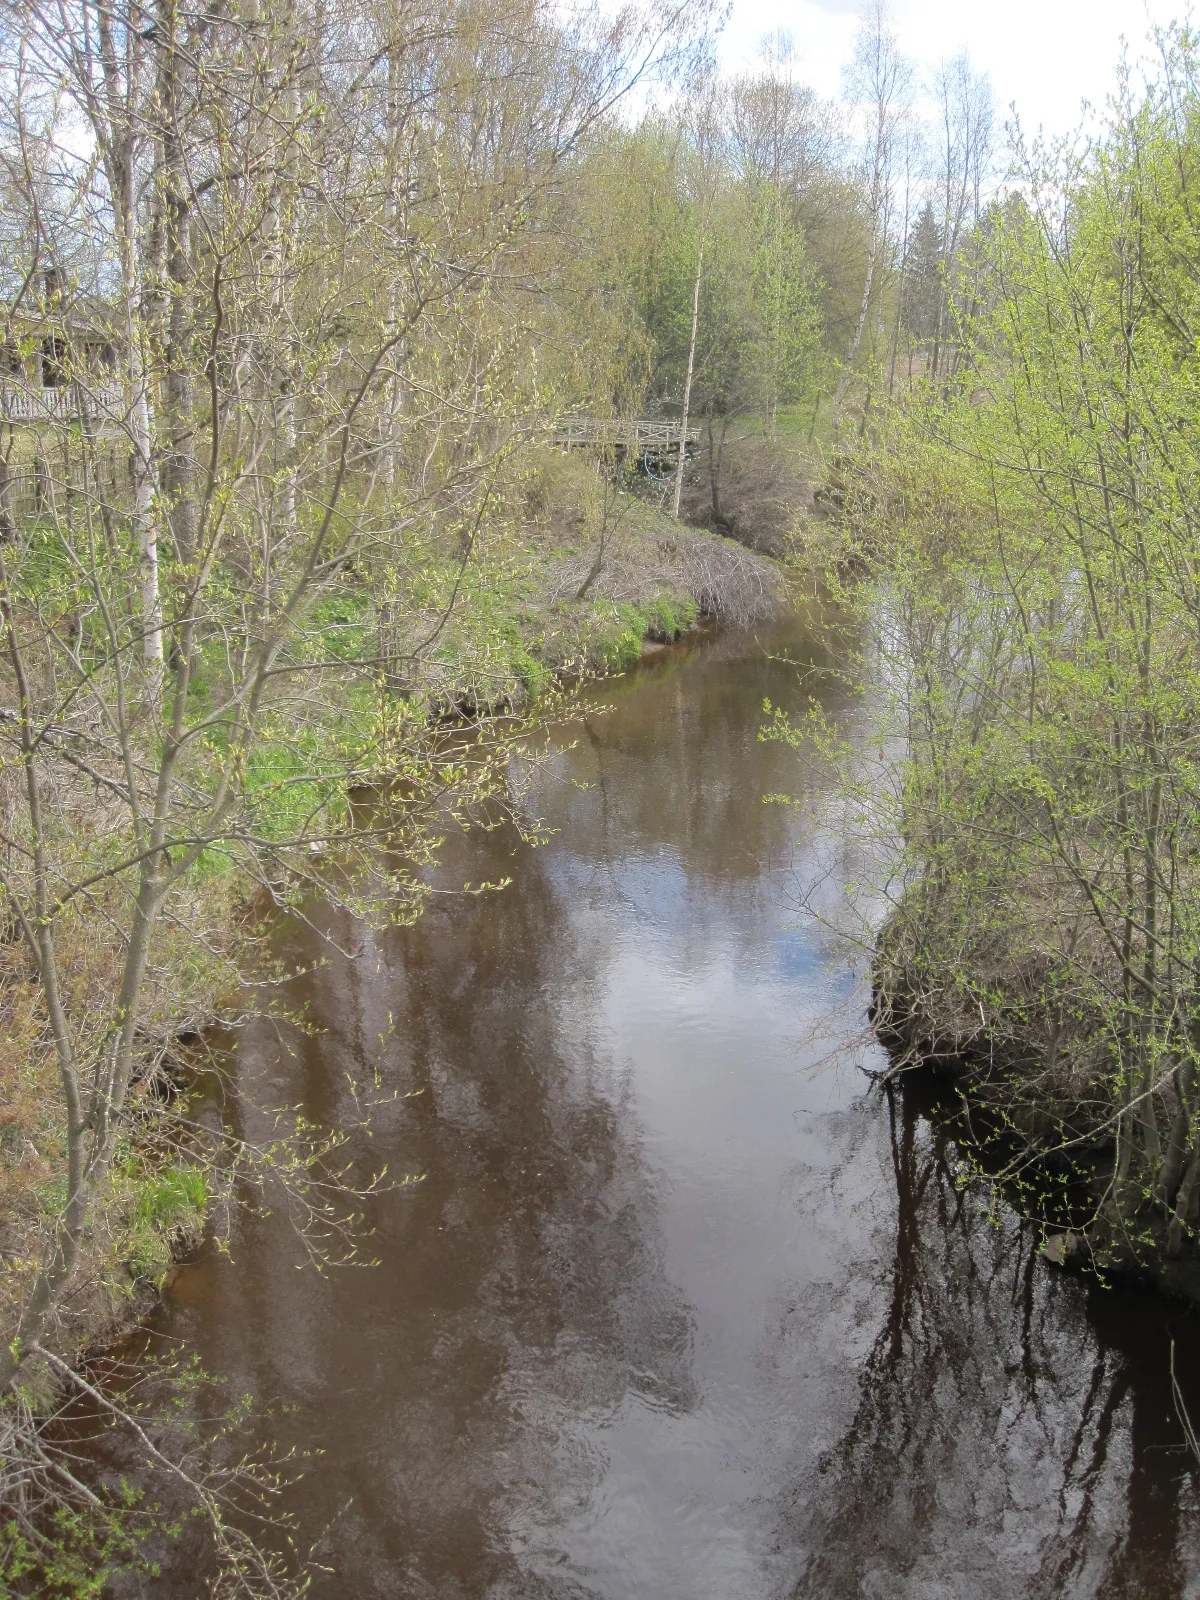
(676, 424), (816, 557)
(0, 745), (231, 1372)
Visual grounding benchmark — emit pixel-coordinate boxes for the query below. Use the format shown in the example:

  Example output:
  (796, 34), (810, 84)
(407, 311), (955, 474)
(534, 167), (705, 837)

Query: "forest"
(0, 0), (1196, 1592)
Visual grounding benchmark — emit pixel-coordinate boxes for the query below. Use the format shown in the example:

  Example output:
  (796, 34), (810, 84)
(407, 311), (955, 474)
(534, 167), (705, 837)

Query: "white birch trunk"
(673, 239), (703, 521)
(122, 200), (163, 687)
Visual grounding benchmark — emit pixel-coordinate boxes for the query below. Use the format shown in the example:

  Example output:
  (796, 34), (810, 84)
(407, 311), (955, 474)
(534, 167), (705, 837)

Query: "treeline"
(826, 23), (1200, 1286)
(564, 13), (1000, 524)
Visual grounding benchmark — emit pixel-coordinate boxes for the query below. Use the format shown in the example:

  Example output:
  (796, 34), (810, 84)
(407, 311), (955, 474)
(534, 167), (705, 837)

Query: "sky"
(719, 0), (1190, 142)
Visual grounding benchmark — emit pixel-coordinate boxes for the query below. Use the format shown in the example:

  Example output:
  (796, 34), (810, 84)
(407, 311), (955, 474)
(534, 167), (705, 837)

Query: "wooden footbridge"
(551, 415), (700, 473)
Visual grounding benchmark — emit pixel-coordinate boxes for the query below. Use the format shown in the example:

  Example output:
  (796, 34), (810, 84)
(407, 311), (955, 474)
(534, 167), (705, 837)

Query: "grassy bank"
(0, 452), (785, 1385)
(375, 449), (785, 715)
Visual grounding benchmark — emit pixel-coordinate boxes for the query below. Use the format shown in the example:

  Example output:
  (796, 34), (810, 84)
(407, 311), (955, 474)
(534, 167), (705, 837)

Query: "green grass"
(118, 1164), (210, 1288)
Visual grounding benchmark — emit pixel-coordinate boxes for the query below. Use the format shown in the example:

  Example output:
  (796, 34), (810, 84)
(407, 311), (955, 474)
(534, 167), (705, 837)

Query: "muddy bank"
(870, 937), (1200, 1309)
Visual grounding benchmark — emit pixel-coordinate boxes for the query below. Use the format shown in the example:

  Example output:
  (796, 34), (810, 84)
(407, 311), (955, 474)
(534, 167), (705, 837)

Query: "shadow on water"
(784, 1071), (1200, 1600)
(100, 612), (1199, 1598)
(140, 855), (700, 1597)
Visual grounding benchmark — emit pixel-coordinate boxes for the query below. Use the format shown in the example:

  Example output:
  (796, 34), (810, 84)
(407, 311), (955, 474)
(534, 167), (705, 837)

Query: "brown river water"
(127, 612), (1199, 1597)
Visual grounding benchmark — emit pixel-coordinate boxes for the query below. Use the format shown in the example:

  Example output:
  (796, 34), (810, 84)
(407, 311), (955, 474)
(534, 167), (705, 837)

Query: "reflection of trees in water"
(787, 1081), (1200, 1600)
(131, 622), (857, 1597)
(550, 618), (853, 886)
(139, 818), (696, 1599)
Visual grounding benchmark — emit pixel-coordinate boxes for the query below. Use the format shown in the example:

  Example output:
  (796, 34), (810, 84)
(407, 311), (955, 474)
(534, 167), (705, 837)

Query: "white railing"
(0, 381), (126, 428)
(552, 416), (701, 451)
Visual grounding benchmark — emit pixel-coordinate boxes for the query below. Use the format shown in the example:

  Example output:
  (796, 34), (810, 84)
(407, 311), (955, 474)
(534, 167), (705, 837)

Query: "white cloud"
(720, 0), (1188, 142)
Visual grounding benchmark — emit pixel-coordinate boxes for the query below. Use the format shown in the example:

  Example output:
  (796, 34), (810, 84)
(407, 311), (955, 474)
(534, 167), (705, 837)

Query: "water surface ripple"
(147, 617), (1199, 1598)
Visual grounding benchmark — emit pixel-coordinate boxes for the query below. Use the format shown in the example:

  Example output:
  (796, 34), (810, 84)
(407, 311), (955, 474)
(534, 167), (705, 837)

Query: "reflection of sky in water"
(134, 616), (1200, 1600)
(550, 834), (858, 1003)
(513, 813), (892, 1596)
(772, 924), (826, 982)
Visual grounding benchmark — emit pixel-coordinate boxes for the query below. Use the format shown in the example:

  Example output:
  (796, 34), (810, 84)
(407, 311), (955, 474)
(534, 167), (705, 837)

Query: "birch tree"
(831, 0), (911, 429)
(928, 52), (993, 381)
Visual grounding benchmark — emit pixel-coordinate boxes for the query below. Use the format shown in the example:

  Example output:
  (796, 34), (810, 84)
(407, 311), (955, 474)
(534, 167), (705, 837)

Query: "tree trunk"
(1168, 1134), (1200, 1256)
(707, 411), (729, 528)
(673, 239), (703, 521)
(124, 206), (163, 691)
(1159, 1056), (1196, 1204)
(832, 231), (878, 431)
(157, 0), (196, 570)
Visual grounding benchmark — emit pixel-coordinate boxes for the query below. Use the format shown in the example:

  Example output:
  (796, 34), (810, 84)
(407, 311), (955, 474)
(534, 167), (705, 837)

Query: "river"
(136, 610), (1199, 1597)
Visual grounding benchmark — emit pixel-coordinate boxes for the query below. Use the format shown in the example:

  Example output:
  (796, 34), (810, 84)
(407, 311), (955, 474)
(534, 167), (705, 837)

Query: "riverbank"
(119, 599), (1200, 1600)
(870, 903), (1200, 1308)
(0, 461), (786, 1385)
(803, 398), (1200, 1308)
(381, 450), (786, 717)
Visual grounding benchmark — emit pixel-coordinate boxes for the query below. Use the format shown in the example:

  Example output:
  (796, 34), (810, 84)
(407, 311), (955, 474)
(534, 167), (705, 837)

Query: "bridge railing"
(551, 416), (701, 451)
(0, 381), (126, 428)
